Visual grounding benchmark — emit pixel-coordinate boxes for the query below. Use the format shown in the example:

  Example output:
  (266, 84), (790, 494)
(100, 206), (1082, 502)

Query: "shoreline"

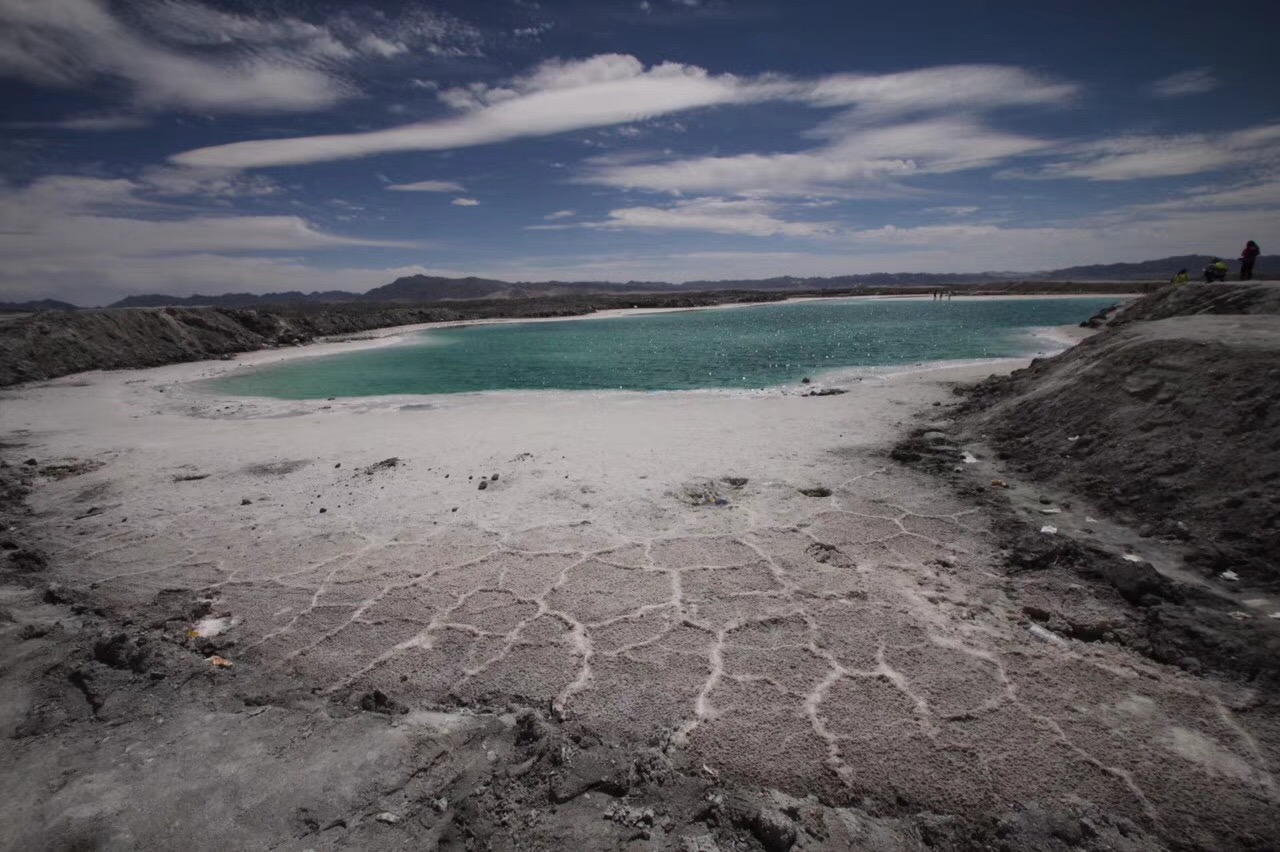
(189, 292), (1117, 403)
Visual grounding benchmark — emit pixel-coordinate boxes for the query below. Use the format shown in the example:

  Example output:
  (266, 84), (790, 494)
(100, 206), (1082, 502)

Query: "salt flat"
(0, 327), (1275, 851)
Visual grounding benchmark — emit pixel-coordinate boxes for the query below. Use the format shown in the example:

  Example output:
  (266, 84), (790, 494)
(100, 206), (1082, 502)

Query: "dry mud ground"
(0, 345), (1277, 851)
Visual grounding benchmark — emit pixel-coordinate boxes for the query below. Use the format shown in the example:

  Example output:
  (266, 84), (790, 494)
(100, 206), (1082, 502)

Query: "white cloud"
(0, 174), (419, 304)
(577, 197), (834, 237)
(583, 118), (1051, 197)
(173, 57), (1072, 172)
(0, 0), (482, 115)
(544, 209), (576, 220)
(0, 0), (348, 112)
(1151, 68), (1219, 98)
(1012, 123), (1280, 181)
(451, 197), (480, 206)
(5, 112), (149, 131)
(802, 65), (1078, 115)
(926, 205), (980, 216)
(175, 54), (789, 169)
(388, 180), (466, 192)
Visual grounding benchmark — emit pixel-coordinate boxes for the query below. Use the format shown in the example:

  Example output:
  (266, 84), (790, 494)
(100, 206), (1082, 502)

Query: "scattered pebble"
(961, 452), (978, 464)
(240, 498), (252, 506)
(1220, 570), (1239, 582)
(990, 479), (1009, 489)
(207, 655), (233, 668)
(478, 480), (488, 491)
(319, 507), (327, 514)
(374, 812), (401, 825)
(1040, 525), (1057, 535)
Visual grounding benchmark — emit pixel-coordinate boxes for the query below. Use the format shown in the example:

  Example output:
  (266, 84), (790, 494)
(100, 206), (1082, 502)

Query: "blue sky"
(1, 0), (1278, 305)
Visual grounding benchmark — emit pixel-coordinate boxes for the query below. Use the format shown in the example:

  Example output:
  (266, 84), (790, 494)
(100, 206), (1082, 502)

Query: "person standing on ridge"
(1240, 240), (1260, 280)
(1203, 258), (1229, 283)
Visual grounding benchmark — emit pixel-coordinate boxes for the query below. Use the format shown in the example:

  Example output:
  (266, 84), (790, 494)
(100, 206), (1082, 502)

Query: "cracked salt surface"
(7, 355), (1279, 846)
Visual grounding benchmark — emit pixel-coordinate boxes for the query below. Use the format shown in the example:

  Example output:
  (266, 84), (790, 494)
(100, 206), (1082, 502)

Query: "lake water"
(209, 297), (1117, 399)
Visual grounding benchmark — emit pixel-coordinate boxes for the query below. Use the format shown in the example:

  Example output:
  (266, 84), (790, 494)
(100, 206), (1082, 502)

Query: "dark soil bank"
(0, 292), (787, 387)
(955, 284), (1280, 595)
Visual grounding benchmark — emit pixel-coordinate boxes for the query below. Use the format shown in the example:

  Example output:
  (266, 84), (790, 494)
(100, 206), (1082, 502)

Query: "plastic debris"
(990, 479), (1009, 489)
(1229, 611), (1251, 620)
(207, 655), (233, 668)
(1122, 554), (1143, 563)
(961, 452), (978, 464)
(1028, 624), (1068, 646)
(1269, 612), (1280, 620)
(1039, 507), (1061, 515)
(1085, 517), (1100, 523)
(1220, 570), (1240, 582)
(1040, 525), (1057, 535)
(1067, 435), (1080, 442)
(374, 812), (401, 825)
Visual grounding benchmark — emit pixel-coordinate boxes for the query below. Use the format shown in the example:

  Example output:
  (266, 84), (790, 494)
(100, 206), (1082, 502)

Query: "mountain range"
(3, 255), (1270, 310)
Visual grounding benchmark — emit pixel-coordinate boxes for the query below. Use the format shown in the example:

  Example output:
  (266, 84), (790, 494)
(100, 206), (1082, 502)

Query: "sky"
(1, 0), (1278, 305)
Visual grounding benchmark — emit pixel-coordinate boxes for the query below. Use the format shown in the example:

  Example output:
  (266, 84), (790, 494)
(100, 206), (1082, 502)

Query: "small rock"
(334, 463), (341, 469)
(23, 459), (37, 466)
(319, 507), (327, 514)
(1220, 570), (1239, 582)
(490, 473), (499, 481)
(240, 498), (252, 506)
(801, 377), (811, 384)
(478, 480), (488, 490)
(374, 812), (401, 825)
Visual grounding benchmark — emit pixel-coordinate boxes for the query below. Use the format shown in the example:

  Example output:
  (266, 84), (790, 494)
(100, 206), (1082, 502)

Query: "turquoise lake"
(210, 297), (1117, 399)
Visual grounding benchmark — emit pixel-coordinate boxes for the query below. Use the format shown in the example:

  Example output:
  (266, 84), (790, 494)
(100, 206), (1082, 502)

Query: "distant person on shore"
(1203, 258), (1229, 283)
(1171, 268), (1189, 284)
(1240, 240), (1260, 280)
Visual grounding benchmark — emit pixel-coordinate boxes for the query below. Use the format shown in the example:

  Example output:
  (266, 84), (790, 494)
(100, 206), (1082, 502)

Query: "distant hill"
(1033, 255), (1276, 282)
(0, 299), (80, 312)
(111, 290), (363, 308)
(92, 253), (1275, 308)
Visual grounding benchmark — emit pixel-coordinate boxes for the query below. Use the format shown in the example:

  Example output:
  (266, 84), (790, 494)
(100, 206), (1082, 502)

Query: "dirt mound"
(1108, 281), (1280, 324)
(958, 315), (1280, 589)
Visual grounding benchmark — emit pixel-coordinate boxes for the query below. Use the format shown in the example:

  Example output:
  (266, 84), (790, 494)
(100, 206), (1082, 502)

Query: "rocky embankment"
(1105, 279), (1280, 322)
(922, 283), (1280, 681)
(0, 292), (788, 387)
